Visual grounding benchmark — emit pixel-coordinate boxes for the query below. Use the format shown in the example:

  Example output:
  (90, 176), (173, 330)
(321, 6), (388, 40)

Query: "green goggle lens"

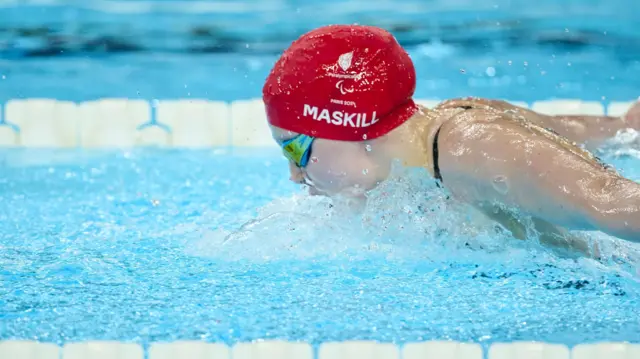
(280, 134), (315, 167)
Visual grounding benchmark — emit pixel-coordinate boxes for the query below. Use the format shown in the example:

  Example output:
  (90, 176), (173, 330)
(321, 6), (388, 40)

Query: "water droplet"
(362, 134), (368, 140)
(311, 157), (318, 163)
(485, 67), (496, 77)
(523, 61), (528, 66)
(492, 175), (509, 195)
(1, 74), (5, 80)
(460, 69), (466, 74)
(508, 60), (513, 66)
(362, 169), (369, 175)
(365, 144), (372, 152)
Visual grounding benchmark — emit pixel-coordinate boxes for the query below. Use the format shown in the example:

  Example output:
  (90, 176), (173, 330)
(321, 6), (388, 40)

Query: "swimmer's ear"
(358, 141), (393, 184)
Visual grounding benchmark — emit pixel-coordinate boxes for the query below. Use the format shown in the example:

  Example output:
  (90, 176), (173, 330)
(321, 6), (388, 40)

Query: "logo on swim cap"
(338, 52), (353, 71)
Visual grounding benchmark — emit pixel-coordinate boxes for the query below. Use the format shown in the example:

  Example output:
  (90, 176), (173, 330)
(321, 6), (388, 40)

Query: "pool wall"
(0, 98), (635, 148)
(0, 339), (639, 358)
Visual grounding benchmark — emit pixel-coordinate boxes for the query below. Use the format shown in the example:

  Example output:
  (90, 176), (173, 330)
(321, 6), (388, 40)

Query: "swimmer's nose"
(289, 163), (305, 184)
(290, 173), (305, 184)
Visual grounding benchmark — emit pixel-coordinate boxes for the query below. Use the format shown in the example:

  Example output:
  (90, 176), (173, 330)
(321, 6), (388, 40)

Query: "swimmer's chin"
(305, 185), (369, 213)
(307, 186), (325, 196)
(306, 183), (369, 198)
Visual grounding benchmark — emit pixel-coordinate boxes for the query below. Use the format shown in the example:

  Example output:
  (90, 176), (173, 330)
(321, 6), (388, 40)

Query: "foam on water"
(599, 128), (640, 160)
(187, 153), (640, 277)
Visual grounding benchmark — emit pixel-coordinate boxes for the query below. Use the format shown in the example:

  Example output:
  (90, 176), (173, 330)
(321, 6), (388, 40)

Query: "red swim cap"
(263, 24), (418, 142)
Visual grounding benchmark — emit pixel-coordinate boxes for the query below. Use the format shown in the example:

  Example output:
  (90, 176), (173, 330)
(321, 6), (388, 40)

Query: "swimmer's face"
(270, 126), (391, 197)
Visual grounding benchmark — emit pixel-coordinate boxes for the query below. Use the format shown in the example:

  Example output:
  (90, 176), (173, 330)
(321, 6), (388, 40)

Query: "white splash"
(185, 161), (640, 278)
(599, 128), (640, 159)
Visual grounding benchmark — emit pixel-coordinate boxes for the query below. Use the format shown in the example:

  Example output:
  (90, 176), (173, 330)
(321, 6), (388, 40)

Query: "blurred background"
(0, 0), (639, 104)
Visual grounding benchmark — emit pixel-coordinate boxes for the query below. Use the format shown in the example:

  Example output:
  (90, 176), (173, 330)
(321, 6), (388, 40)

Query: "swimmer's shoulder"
(423, 98), (495, 131)
(430, 98), (614, 172)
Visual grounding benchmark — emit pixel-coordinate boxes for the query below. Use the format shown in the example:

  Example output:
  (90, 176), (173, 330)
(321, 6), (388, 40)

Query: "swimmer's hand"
(623, 100), (640, 130)
(437, 107), (640, 244)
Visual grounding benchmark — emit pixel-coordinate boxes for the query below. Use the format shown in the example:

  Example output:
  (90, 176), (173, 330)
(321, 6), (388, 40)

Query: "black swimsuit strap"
(432, 105), (473, 186)
(432, 126), (443, 184)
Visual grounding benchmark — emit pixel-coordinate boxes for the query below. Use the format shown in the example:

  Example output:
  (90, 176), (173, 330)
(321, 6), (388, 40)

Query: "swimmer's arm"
(437, 98), (633, 149)
(527, 112), (625, 148)
(437, 110), (640, 244)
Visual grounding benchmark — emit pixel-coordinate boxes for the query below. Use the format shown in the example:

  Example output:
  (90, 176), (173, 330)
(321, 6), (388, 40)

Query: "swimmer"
(262, 24), (640, 255)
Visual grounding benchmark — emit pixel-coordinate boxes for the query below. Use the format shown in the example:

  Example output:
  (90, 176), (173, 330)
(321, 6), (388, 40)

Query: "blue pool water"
(2, 0), (640, 350)
(0, 147), (639, 347)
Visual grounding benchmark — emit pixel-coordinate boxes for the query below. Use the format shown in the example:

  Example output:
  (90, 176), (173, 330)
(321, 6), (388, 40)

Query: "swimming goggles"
(279, 134), (315, 168)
